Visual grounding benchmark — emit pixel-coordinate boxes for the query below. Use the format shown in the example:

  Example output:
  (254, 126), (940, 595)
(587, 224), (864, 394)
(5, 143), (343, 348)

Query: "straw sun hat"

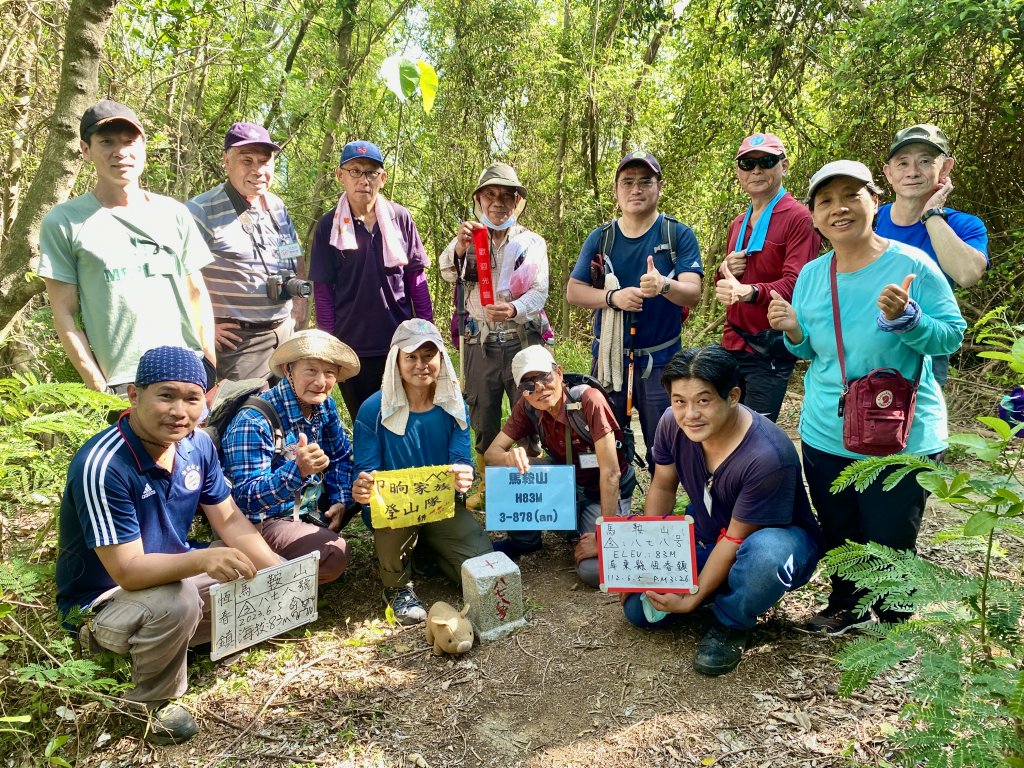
(268, 330), (360, 380)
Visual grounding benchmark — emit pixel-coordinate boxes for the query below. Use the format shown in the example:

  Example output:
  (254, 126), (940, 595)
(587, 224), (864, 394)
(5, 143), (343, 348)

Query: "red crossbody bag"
(830, 257), (921, 456)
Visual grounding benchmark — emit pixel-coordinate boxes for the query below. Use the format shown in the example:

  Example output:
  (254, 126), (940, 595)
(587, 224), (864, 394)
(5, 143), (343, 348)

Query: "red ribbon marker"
(473, 228), (494, 307)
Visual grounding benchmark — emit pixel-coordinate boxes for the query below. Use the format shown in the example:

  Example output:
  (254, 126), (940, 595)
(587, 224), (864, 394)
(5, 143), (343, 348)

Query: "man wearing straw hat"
(220, 330), (360, 582)
(439, 162), (550, 512)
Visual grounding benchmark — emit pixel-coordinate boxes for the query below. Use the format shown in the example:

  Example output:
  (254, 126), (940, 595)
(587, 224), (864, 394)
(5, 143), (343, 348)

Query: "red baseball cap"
(736, 133), (787, 158)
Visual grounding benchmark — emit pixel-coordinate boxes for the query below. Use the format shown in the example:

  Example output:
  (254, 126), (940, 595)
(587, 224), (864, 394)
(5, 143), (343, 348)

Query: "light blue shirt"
(786, 241), (966, 458)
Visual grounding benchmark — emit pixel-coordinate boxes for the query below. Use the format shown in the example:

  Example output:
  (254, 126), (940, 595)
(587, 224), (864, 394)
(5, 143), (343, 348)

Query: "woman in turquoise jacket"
(767, 161), (966, 633)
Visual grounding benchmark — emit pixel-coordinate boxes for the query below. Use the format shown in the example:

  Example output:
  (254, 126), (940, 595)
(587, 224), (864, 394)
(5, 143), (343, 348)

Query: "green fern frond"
(836, 633), (917, 695)
(829, 454), (944, 494)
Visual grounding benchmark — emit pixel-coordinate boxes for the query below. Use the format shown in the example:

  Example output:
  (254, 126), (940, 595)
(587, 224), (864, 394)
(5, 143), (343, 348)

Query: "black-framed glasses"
(341, 167), (383, 181)
(737, 155), (783, 172)
(518, 371), (556, 395)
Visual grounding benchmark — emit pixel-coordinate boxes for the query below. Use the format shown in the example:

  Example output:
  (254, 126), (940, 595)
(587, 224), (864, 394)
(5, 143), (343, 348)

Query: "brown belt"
(216, 317), (285, 331)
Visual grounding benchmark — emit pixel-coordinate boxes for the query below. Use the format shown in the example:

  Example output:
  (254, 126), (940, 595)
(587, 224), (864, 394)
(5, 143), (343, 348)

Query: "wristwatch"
(747, 284), (760, 303)
(660, 278), (671, 295)
(920, 207), (948, 224)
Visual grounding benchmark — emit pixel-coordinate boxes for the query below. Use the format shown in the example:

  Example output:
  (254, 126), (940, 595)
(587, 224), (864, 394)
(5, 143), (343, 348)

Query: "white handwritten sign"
(209, 551), (320, 661)
(484, 465), (577, 530)
(596, 516), (698, 594)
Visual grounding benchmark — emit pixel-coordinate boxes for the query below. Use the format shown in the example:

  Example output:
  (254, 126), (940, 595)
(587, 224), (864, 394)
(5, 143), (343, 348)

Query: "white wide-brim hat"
(269, 329), (360, 380)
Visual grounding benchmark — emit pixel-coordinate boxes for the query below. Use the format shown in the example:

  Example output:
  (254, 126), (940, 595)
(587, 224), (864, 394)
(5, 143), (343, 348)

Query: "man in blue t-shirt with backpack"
(566, 150), (703, 469)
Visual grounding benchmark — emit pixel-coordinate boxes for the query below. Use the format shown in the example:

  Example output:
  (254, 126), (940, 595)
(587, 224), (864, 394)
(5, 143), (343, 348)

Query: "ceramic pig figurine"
(425, 602), (474, 655)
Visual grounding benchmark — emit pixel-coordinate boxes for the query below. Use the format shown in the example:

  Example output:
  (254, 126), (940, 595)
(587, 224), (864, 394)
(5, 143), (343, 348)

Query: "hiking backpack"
(522, 372), (643, 495)
(202, 379), (285, 459)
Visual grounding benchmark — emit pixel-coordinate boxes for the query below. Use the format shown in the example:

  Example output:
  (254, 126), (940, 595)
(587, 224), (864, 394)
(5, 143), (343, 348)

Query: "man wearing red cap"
(38, 100), (217, 393)
(188, 123), (308, 381)
(713, 133), (820, 422)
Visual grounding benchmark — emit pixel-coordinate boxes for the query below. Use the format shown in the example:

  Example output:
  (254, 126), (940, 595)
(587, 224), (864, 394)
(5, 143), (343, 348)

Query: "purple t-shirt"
(309, 202), (433, 357)
(652, 406), (822, 548)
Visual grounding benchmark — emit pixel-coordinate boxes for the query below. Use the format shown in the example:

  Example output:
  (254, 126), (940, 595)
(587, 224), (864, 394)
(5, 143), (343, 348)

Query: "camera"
(266, 269), (312, 301)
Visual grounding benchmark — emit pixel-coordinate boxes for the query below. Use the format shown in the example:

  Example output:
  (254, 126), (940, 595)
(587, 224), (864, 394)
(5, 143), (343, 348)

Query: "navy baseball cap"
(616, 150), (661, 178)
(339, 140), (384, 167)
(80, 100), (145, 141)
(224, 122), (281, 152)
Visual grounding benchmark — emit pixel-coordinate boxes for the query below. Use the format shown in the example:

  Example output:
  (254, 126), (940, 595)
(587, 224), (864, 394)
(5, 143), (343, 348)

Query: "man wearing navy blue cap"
(566, 150), (703, 469)
(188, 122), (308, 381)
(56, 346), (279, 745)
(309, 140), (433, 419)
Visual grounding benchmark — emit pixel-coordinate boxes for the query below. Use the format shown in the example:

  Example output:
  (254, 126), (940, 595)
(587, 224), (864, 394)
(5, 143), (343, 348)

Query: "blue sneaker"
(384, 585), (427, 626)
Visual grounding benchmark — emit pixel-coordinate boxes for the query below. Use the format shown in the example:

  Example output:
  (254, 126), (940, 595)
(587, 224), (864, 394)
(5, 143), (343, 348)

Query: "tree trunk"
(555, 0), (573, 338)
(0, 0), (122, 340)
(266, 5), (318, 133)
(620, 19), (669, 155)
(2, 21), (37, 244)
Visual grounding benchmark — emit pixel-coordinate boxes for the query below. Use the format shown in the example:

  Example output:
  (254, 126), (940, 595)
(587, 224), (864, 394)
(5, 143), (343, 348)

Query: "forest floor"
(26, 376), (1017, 768)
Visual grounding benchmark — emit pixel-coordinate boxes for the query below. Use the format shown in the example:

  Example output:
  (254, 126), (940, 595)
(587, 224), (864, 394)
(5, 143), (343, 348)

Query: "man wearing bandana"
(438, 163), (549, 513)
(55, 347), (279, 745)
(713, 133), (820, 422)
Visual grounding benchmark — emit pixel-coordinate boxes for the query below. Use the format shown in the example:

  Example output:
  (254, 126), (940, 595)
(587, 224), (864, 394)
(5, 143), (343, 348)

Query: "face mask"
(479, 211), (517, 231)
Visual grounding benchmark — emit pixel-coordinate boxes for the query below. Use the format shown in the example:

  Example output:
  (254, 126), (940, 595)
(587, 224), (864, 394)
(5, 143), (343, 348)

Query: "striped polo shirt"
(187, 183), (301, 324)
(56, 416), (231, 617)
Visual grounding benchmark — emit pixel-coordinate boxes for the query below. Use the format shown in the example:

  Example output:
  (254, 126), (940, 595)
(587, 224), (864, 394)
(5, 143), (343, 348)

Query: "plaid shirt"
(221, 377), (353, 522)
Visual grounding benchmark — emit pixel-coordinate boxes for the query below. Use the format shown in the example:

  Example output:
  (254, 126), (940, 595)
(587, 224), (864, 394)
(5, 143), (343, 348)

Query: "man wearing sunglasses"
(483, 346), (634, 580)
(714, 133), (819, 422)
(309, 140), (433, 419)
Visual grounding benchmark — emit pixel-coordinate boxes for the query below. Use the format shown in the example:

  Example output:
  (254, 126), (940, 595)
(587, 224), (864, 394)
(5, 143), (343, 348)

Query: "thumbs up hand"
(639, 255), (670, 298)
(878, 274), (917, 321)
(767, 289), (801, 336)
(294, 432), (330, 478)
(715, 261), (754, 306)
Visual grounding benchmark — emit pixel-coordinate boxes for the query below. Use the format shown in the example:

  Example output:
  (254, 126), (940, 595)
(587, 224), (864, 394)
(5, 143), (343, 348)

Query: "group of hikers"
(41, 99), (986, 744)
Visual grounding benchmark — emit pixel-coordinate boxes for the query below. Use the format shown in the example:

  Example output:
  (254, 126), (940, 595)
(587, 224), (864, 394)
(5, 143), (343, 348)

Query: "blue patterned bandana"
(135, 346), (208, 391)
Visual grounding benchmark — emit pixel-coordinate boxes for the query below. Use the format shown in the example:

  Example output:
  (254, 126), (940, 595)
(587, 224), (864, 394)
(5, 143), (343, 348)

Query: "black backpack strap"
(598, 221), (615, 276)
(242, 396), (285, 458)
(654, 214), (678, 265)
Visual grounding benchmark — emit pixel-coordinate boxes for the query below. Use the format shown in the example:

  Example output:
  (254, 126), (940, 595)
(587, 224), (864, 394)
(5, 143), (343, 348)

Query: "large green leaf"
(398, 58), (420, 100)
(963, 509), (1000, 537)
(417, 60), (439, 113)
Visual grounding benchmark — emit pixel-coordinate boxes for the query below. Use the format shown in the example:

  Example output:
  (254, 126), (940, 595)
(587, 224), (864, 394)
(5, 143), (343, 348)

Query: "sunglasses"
(518, 371), (556, 395)
(737, 155), (783, 172)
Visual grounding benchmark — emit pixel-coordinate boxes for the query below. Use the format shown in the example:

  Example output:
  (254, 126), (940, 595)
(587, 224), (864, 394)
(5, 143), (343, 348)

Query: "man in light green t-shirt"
(37, 100), (217, 392)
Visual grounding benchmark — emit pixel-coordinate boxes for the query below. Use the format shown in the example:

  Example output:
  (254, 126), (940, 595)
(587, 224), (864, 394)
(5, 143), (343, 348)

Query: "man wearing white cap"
(38, 100), (217, 393)
(220, 330), (359, 582)
(188, 122), (308, 381)
(714, 132), (819, 422)
(484, 345), (635, 580)
(439, 162), (549, 511)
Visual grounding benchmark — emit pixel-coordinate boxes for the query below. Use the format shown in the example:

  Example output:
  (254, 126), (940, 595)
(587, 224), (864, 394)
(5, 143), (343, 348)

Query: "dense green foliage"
(1, 0), (1022, 345)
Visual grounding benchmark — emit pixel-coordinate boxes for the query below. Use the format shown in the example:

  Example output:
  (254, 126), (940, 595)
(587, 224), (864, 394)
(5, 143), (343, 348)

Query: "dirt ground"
(54, 385), (954, 768)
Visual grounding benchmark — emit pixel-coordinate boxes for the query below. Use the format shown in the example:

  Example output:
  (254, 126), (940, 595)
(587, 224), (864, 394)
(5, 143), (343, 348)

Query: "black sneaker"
(384, 585), (427, 626)
(491, 537), (543, 561)
(692, 619), (750, 676)
(145, 701), (198, 746)
(805, 605), (873, 635)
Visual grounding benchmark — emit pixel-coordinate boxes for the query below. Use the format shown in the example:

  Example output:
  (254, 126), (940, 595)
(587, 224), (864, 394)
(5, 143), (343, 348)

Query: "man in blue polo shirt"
(56, 347), (279, 745)
(566, 150), (703, 469)
(876, 124), (988, 384)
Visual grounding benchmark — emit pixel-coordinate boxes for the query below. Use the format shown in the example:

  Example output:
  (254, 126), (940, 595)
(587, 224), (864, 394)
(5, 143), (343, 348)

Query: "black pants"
(730, 349), (796, 424)
(339, 355), (388, 422)
(801, 443), (940, 618)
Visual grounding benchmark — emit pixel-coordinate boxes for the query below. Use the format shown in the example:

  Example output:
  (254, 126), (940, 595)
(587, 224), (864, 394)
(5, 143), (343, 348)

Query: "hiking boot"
(144, 701), (198, 746)
(692, 619), (750, 676)
(492, 537), (543, 561)
(384, 585), (427, 626)
(805, 605), (873, 635)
